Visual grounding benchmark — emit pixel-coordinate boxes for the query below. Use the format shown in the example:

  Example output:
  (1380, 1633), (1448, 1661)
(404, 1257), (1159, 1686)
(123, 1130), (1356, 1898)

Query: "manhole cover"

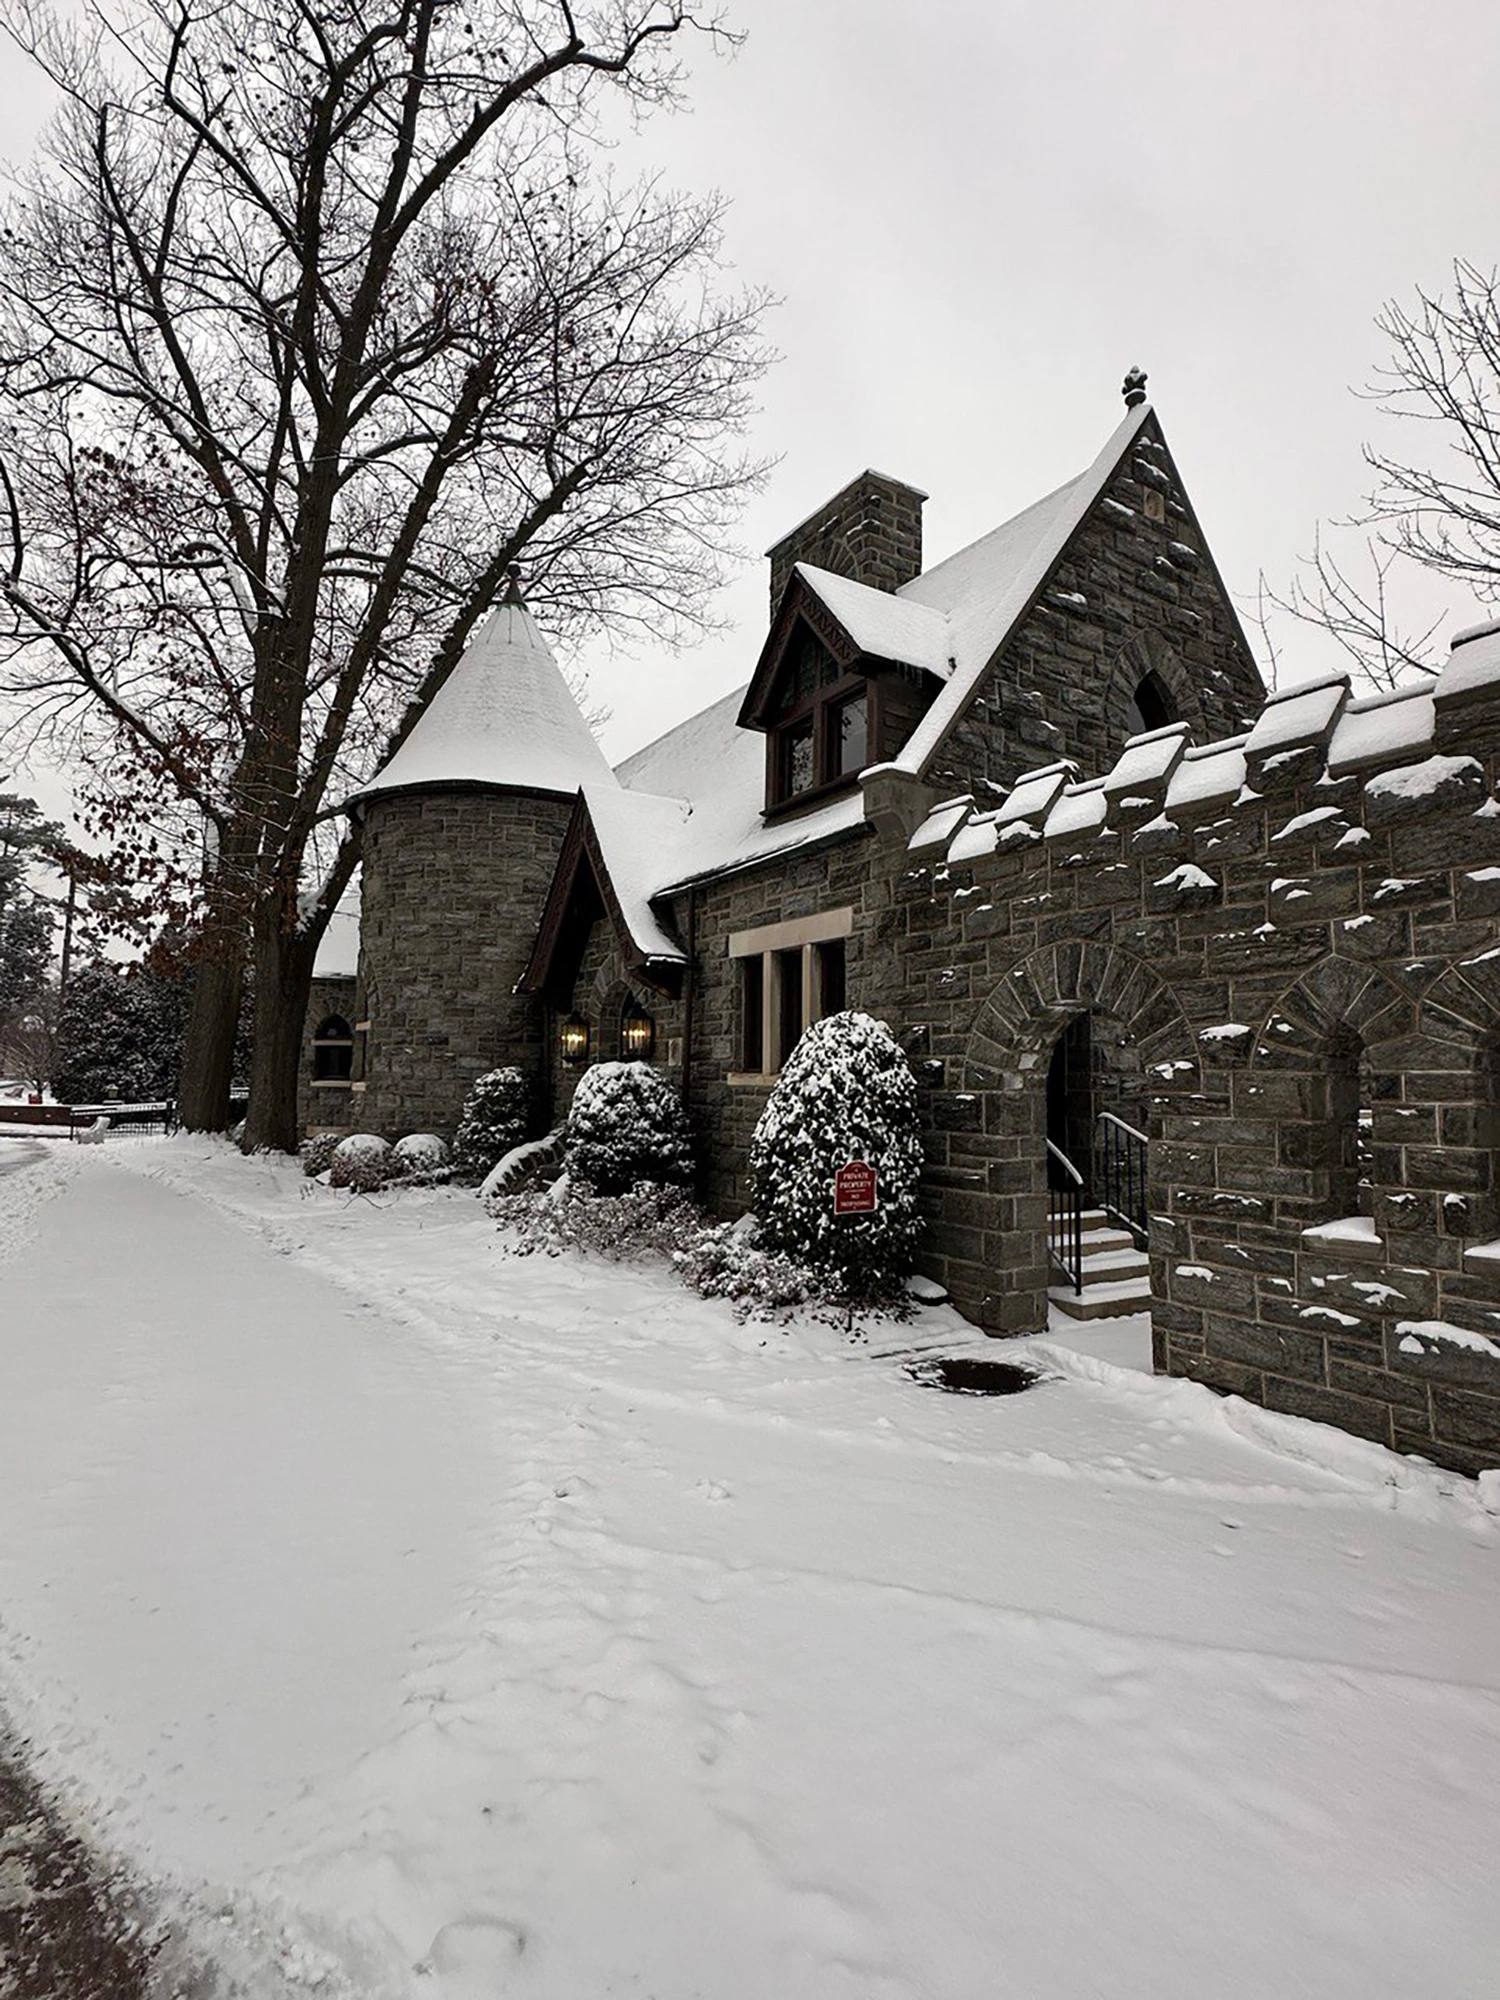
(905, 1354), (1048, 1396)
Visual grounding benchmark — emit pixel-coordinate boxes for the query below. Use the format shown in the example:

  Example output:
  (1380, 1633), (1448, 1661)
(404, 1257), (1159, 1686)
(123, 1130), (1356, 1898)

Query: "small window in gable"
(1125, 668), (1177, 737)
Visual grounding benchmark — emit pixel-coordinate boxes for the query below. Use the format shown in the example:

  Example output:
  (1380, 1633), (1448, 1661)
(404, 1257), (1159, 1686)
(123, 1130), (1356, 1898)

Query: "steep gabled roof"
(350, 596), (616, 806)
(518, 786), (690, 996)
(892, 401), (1152, 774)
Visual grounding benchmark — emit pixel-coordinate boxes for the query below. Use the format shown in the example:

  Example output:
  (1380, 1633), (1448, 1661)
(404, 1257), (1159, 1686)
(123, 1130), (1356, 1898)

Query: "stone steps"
(1051, 1208), (1151, 1320)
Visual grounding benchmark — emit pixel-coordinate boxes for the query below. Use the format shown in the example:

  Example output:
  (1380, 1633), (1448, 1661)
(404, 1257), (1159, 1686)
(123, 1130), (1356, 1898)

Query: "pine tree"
(749, 1012), (922, 1302)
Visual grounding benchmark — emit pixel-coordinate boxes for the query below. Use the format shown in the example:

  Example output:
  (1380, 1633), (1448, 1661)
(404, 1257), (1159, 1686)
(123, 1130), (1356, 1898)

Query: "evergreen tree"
(452, 1068), (532, 1184)
(749, 1012), (922, 1302)
(52, 961), (186, 1103)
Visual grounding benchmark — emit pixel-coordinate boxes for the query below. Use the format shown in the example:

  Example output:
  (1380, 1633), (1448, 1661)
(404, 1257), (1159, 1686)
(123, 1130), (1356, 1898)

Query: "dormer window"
(766, 626), (875, 812)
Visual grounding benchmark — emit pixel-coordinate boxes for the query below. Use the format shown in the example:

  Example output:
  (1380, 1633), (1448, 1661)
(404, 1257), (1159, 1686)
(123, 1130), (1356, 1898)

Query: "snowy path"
(1, 1142), (1498, 2000)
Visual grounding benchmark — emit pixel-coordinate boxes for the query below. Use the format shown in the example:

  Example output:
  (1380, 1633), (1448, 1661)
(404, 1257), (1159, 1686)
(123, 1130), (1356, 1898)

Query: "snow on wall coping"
(1042, 778), (1108, 840)
(1103, 722), (1191, 795)
(948, 812), (1001, 865)
(353, 601), (617, 804)
(995, 761), (1073, 825)
(1164, 737), (1248, 812)
(1242, 674), (1348, 756)
(1437, 621), (1500, 702)
(892, 403), (1154, 776)
(794, 564), (953, 678)
(1396, 1318), (1500, 1362)
(908, 796), (975, 852)
(1326, 685), (1434, 775)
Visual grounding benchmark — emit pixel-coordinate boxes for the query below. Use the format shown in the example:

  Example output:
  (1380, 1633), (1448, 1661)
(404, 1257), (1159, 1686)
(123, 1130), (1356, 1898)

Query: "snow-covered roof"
(312, 874), (361, 980)
(613, 685), (865, 897)
(892, 402), (1154, 774)
(793, 564), (953, 677)
(580, 786), (692, 966)
(351, 597), (617, 806)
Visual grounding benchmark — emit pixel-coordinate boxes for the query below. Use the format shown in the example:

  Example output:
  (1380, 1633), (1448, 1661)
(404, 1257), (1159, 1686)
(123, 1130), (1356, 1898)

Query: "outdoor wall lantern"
(559, 1012), (590, 1065)
(621, 1004), (656, 1060)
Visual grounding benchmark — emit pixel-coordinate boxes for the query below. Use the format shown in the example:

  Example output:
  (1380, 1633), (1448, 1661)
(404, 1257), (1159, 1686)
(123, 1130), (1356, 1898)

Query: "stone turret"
(348, 588), (614, 1138)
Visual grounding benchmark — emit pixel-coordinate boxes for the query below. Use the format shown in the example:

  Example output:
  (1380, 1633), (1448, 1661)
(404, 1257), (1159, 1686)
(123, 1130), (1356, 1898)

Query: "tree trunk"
(240, 895), (319, 1154)
(177, 820), (257, 1132)
(177, 949), (244, 1131)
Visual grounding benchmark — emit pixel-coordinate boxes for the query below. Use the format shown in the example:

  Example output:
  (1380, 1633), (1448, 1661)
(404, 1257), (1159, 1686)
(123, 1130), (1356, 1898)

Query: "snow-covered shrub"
(391, 1132), (450, 1182)
(493, 1177), (701, 1262)
(565, 1061), (694, 1194)
(452, 1067), (531, 1183)
(300, 1132), (340, 1178)
(749, 1011), (922, 1302)
(328, 1132), (394, 1193)
(674, 1216), (822, 1319)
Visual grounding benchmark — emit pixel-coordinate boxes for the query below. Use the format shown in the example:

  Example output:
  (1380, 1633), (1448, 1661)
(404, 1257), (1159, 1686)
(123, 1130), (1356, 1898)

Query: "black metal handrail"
(1047, 1138), (1084, 1293)
(1097, 1110), (1148, 1243)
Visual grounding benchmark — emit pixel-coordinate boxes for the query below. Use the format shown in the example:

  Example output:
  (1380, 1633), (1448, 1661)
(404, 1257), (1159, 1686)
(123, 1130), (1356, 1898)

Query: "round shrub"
(565, 1061), (694, 1195)
(300, 1132), (340, 1178)
(392, 1132), (449, 1180)
(452, 1067), (531, 1183)
(328, 1132), (394, 1193)
(748, 1011), (921, 1302)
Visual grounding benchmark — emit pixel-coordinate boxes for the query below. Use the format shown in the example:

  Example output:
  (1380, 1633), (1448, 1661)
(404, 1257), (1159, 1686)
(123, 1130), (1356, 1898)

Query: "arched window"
(1124, 668), (1178, 737)
(312, 1014), (354, 1083)
(1325, 1024), (1372, 1220)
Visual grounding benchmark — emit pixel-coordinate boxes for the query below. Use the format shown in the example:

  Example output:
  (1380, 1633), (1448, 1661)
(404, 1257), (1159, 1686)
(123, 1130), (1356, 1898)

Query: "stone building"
(301, 381), (1500, 1475)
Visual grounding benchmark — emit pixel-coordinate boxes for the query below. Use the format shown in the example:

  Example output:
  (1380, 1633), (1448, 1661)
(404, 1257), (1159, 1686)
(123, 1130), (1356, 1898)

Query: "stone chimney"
(766, 469), (926, 616)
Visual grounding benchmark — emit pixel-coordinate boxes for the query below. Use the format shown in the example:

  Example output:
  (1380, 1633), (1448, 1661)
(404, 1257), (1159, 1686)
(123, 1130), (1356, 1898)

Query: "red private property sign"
(833, 1160), (878, 1216)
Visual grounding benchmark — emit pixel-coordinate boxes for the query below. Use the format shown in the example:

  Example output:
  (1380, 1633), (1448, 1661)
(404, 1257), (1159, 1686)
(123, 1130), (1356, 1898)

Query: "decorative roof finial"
(1123, 366), (1148, 409)
(502, 560), (525, 606)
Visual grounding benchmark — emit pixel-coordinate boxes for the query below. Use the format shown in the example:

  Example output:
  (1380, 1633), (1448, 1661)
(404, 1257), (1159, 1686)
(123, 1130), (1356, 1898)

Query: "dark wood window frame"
(766, 667), (883, 818)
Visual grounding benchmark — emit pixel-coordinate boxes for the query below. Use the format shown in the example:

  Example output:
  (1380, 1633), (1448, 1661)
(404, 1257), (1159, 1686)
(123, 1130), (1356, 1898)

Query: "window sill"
(311, 1079), (353, 1091)
(763, 774), (860, 822)
(727, 1071), (778, 1089)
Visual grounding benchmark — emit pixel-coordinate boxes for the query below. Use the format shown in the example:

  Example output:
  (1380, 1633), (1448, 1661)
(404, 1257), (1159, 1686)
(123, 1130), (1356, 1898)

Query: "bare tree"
(1262, 259), (1500, 691)
(0, 0), (769, 1148)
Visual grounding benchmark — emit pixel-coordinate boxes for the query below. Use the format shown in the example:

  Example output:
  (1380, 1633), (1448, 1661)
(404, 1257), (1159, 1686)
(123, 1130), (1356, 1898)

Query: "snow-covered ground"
(1, 1138), (1497, 1999)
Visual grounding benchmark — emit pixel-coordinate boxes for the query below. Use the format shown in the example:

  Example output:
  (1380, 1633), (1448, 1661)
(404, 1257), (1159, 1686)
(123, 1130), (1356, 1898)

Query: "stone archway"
(1250, 954), (1499, 1243)
(941, 938), (1200, 1334)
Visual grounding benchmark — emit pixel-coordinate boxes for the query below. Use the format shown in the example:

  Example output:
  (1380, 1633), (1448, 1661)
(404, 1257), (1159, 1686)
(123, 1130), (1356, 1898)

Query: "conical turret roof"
(352, 596), (616, 805)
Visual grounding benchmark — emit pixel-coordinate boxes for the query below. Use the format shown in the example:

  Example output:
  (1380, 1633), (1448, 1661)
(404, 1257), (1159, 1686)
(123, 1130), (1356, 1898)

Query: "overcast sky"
(2, 0), (1497, 805)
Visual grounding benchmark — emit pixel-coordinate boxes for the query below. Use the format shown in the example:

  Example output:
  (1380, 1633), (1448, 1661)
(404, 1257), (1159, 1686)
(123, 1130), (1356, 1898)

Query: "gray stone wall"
(767, 471), (926, 616)
(356, 786), (574, 1139)
(298, 974), (360, 1139)
(900, 668), (1500, 1476)
(927, 418), (1265, 799)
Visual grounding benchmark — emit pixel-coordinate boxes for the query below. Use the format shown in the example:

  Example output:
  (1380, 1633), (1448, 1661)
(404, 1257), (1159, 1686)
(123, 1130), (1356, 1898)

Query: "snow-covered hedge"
(452, 1067), (531, 1183)
(673, 1215), (821, 1315)
(328, 1132), (393, 1193)
(749, 1011), (922, 1302)
(300, 1132), (340, 1178)
(565, 1061), (694, 1195)
(493, 1177), (699, 1262)
(391, 1132), (450, 1181)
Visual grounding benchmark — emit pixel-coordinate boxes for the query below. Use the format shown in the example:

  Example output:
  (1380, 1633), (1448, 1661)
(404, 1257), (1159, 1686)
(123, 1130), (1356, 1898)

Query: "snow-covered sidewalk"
(1, 1140), (1497, 1999)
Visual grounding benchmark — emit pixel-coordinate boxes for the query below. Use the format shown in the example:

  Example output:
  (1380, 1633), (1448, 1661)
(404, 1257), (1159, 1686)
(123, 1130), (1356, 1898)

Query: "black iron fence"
(69, 1100), (179, 1138)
